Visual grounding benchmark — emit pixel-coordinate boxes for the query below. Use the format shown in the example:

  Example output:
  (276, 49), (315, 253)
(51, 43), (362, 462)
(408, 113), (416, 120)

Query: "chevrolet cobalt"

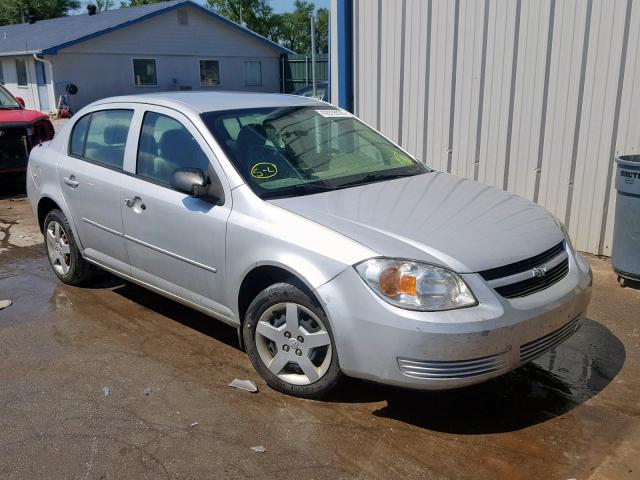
(27, 92), (592, 397)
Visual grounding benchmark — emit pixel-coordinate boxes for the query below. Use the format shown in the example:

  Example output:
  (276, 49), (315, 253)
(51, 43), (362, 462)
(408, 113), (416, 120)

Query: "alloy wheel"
(254, 302), (333, 385)
(46, 221), (71, 276)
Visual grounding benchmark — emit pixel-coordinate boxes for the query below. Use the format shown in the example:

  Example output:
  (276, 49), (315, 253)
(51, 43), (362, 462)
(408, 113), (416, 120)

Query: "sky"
(269, 0), (330, 13)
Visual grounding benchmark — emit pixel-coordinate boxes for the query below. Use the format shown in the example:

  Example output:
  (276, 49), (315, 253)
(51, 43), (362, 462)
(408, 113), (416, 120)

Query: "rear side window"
(69, 114), (91, 157)
(69, 109), (133, 170)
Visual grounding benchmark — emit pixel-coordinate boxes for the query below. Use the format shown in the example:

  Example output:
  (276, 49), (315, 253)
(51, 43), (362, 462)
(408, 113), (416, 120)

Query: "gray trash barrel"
(612, 154), (640, 286)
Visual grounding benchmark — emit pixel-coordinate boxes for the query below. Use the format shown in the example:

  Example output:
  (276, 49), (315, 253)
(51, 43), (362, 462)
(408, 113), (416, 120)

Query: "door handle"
(63, 175), (79, 188)
(124, 197), (146, 212)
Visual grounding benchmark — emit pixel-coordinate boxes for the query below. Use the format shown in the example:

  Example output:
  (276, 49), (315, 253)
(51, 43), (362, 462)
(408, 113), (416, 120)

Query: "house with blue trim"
(0, 0), (292, 113)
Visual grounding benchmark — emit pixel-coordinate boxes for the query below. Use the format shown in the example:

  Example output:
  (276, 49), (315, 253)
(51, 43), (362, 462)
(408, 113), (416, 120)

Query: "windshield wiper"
(261, 182), (335, 199)
(335, 171), (422, 189)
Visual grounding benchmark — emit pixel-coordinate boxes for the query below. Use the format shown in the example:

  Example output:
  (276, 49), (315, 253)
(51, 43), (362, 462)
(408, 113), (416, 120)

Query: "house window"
(177, 8), (188, 25)
(0, 61), (4, 84)
(16, 58), (28, 87)
(199, 60), (220, 86)
(133, 59), (157, 86)
(244, 61), (262, 86)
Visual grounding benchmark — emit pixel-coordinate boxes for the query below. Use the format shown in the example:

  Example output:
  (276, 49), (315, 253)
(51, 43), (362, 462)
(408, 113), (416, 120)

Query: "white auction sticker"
(316, 109), (353, 118)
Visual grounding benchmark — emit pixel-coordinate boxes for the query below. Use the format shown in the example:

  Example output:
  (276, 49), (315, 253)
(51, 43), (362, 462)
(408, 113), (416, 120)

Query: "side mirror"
(171, 168), (224, 205)
(15, 97), (25, 108)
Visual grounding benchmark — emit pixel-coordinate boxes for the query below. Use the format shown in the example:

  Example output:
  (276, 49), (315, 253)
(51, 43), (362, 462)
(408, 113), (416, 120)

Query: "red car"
(1, 84), (54, 193)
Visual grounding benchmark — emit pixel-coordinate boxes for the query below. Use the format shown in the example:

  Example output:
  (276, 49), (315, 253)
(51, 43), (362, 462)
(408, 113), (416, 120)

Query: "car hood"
(269, 171), (564, 273)
(0, 109), (47, 124)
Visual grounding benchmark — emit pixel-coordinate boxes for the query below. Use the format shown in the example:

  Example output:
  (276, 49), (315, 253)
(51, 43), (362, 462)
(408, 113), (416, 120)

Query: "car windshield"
(201, 106), (429, 199)
(0, 87), (21, 109)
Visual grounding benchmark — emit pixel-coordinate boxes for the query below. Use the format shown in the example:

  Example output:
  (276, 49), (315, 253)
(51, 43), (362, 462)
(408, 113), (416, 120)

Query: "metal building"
(330, 0), (640, 256)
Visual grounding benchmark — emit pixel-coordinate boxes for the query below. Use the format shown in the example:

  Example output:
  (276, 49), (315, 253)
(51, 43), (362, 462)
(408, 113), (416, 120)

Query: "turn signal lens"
(379, 266), (417, 296)
(355, 258), (477, 311)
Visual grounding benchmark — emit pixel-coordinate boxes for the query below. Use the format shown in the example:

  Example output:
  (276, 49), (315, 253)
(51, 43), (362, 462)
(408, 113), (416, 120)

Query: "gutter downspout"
(33, 53), (56, 115)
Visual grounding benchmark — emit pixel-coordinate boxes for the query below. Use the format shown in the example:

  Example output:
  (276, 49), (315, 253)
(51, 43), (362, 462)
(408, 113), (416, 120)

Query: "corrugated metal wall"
(338, 0), (640, 255)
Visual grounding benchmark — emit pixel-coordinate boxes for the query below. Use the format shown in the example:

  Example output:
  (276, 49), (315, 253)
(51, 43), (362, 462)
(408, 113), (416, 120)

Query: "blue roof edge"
(41, 1), (293, 56)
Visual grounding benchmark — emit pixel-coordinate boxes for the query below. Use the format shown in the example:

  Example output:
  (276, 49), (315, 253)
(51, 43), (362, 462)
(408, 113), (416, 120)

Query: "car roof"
(91, 91), (329, 114)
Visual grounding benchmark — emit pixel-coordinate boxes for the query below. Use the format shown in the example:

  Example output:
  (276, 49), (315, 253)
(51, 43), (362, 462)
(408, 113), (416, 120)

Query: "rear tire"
(43, 209), (93, 285)
(243, 282), (343, 398)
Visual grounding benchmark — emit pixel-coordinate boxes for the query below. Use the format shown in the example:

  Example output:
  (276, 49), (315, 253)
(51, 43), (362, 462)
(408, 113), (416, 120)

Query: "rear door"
(120, 106), (233, 319)
(57, 106), (136, 273)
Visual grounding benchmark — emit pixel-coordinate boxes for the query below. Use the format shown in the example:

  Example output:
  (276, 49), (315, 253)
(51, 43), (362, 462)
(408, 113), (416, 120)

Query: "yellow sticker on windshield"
(393, 151), (414, 166)
(251, 162), (278, 179)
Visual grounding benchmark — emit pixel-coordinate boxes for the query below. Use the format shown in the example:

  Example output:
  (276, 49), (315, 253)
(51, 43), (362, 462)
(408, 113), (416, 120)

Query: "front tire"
(43, 209), (93, 285)
(243, 282), (342, 398)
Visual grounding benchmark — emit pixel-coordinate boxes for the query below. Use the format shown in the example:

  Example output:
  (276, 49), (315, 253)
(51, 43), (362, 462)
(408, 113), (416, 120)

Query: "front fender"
(225, 186), (377, 319)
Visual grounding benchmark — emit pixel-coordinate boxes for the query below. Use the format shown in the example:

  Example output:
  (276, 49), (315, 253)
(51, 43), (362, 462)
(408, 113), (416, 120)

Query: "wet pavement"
(1, 197), (639, 479)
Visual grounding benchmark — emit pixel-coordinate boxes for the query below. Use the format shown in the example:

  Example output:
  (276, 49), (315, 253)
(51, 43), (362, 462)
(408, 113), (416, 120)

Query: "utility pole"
(310, 14), (317, 98)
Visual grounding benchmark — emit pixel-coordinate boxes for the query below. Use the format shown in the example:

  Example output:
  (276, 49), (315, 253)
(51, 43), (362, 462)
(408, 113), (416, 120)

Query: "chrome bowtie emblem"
(532, 266), (548, 278)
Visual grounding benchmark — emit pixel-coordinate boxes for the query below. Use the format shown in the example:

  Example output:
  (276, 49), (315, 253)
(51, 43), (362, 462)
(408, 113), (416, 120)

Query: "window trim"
(67, 109), (134, 172)
(15, 58), (28, 88)
(243, 59), (263, 87)
(134, 110), (212, 191)
(132, 58), (158, 87)
(198, 59), (221, 88)
(177, 8), (189, 25)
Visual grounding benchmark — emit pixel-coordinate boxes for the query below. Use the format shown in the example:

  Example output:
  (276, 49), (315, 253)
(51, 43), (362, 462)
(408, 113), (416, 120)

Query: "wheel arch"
(236, 263), (323, 350)
(37, 196), (62, 232)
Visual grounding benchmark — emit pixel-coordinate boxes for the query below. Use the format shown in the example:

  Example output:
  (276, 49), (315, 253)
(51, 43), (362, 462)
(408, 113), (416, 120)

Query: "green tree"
(94, 0), (114, 11)
(206, 0), (276, 39)
(0, 0), (80, 25)
(271, 1), (327, 54)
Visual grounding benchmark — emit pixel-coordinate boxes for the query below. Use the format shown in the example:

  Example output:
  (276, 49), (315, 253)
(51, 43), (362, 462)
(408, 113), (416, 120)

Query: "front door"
(35, 62), (50, 112)
(57, 107), (135, 273)
(120, 107), (233, 319)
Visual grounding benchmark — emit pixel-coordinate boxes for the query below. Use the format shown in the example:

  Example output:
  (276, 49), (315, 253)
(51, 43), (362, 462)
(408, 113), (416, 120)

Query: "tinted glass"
(137, 112), (210, 185)
(133, 59), (157, 86)
(69, 114), (91, 157)
(0, 86), (20, 108)
(201, 106), (428, 199)
(84, 110), (133, 169)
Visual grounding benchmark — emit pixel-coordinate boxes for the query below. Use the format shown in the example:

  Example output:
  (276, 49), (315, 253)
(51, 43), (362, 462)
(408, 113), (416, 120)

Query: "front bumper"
(315, 250), (592, 390)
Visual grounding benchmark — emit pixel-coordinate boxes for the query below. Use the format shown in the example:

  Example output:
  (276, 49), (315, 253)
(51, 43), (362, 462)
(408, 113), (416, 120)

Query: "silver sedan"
(26, 92), (592, 398)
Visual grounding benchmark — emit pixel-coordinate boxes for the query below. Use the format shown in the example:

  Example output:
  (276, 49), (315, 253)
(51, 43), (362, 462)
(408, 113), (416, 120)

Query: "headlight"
(354, 258), (477, 311)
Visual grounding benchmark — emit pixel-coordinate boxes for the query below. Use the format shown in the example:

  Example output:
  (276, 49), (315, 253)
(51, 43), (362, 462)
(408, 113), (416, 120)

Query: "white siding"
(47, 6), (282, 109)
(0, 55), (47, 111)
(338, 0), (640, 256)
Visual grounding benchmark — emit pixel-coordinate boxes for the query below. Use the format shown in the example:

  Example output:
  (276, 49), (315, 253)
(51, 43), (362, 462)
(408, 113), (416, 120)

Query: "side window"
(84, 110), (133, 169)
(244, 61), (262, 86)
(15, 58), (28, 87)
(137, 112), (210, 186)
(69, 113), (92, 157)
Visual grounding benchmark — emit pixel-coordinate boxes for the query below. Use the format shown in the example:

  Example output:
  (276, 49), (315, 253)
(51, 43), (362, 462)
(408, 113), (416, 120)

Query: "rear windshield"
(201, 106), (428, 199)
(0, 87), (21, 109)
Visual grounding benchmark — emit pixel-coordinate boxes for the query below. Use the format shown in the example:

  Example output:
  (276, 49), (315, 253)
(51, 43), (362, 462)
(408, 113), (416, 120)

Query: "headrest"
(159, 128), (195, 162)
(103, 124), (129, 145)
(237, 124), (267, 153)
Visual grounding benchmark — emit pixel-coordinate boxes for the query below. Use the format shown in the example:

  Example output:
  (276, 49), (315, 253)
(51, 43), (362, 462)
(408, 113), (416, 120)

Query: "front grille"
(398, 353), (506, 380)
(494, 258), (569, 298)
(0, 127), (29, 171)
(479, 241), (569, 299)
(480, 242), (565, 281)
(520, 315), (582, 364)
